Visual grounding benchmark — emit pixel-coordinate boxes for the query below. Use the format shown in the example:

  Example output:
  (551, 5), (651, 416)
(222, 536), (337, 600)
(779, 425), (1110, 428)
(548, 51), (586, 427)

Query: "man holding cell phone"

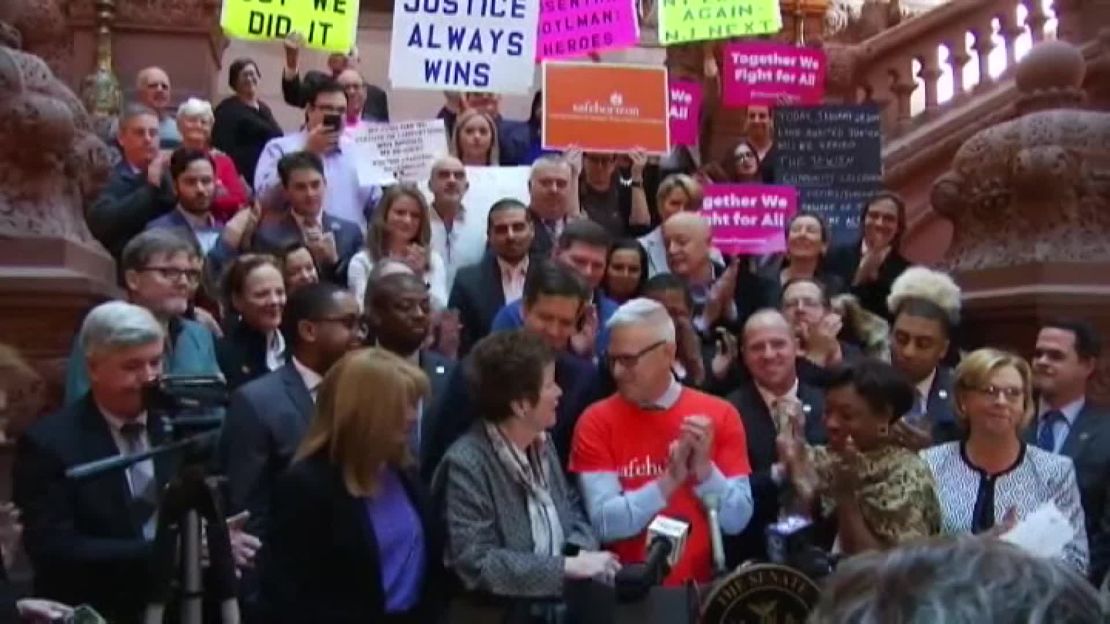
(253, 79), (393, 231)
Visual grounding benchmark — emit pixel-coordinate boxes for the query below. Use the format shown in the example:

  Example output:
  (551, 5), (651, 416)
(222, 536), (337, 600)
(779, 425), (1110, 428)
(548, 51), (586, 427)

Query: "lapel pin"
(436, 365), (445, 374)
(241, 365), (250, 373)
(802, 404), (812, 413)
(938, 389), (949, 400)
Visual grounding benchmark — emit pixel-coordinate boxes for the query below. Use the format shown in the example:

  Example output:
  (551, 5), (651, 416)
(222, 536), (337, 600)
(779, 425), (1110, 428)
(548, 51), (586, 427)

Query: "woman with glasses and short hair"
(921, 348), (1089, 575)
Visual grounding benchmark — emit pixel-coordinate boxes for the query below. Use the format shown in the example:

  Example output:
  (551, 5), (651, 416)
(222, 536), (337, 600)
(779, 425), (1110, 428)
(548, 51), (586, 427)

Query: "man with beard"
(364, 269), (456, 468)
(64, 229), (221, 403)
(427, 157), (486, 291)
(1028, 319), (1110, 584)
(219, 282), (363, 536)
(449, 199), (535, 356)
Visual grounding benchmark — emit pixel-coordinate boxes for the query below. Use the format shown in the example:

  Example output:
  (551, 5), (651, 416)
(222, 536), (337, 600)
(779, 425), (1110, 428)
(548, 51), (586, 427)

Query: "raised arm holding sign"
(221, 0), (359, 52)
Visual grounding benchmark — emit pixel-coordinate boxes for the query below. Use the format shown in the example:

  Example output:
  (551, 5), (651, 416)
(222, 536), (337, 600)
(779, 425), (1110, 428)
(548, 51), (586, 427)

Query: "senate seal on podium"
(700, 563), (819, 624)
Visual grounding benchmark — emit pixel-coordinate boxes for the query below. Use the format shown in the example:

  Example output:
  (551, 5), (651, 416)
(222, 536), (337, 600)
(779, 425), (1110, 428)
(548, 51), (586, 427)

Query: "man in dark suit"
(280, 36), (389, 122)
(218, 283), (362, 537)
(888, 297), (961, 450)
(1029, 319), (1110, 585)
(88, 103), (176, 261)
(726, 310), (825, 565)
(252, 151), (363, 286)
(364, 269), (455, 467)
(15, 302), (190, 622)
(527, 156), (576, 257)
(427, 261), (600, 479)
(449, 198), (535, 355)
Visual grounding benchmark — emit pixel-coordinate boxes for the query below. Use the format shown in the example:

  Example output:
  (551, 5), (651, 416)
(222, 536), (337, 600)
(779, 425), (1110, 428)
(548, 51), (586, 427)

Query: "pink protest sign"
(668, 80), (702, 147)
(702, 184), (798, 255)
(537, 0), (640, 60)
(722, 42), (826, 107)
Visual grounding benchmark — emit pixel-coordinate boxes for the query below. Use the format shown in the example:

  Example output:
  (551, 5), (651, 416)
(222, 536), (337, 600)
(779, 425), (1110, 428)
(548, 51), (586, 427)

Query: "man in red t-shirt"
(570, 298), (753, 585)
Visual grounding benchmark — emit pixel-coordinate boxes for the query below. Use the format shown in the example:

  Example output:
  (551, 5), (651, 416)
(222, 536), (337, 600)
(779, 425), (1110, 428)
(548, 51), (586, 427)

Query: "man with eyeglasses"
(428, 260), (600, 479)
(449, 198), (535, 356)
(64, 229), (221, 404)
(253, 78), (392, 230)
(779, 277), (861, 385)
(219, 282), (362, 538)
(570, 298), (753, 585)
(89, 103), (178, 261)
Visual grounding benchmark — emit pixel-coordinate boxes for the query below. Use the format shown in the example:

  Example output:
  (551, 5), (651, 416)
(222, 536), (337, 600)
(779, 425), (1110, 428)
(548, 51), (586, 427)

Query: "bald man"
(725, 308), (826, 564)
(135, 66), (181, 149)
(281, 33), (389, 121)
(427, 156), (485, 291)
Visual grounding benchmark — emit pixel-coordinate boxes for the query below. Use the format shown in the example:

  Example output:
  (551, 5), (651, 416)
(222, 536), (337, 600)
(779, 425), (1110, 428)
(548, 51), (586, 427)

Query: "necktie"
(1037, 410), (1065, 452)
(904, 390), (928, 427)
(119, 422), (158, 538)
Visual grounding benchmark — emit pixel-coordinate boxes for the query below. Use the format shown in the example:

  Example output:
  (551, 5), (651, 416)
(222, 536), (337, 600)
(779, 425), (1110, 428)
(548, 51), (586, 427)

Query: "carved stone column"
(931, 40), (1110, 402)
(0, 37), (117, 414)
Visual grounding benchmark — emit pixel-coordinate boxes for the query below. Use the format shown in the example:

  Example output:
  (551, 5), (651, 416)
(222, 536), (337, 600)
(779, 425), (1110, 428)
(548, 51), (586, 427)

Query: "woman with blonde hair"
(450, 108), (501, 166)
(921, 348), (1089, 574)
(176, 97), (251, 223)
(347, 184), (448, 310)
(259, 347), (441, 623)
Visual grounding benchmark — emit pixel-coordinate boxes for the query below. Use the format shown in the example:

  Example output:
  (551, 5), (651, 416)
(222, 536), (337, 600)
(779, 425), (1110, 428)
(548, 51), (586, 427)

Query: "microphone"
(614, 515), (689, 602)
(701, 493), (727, 578)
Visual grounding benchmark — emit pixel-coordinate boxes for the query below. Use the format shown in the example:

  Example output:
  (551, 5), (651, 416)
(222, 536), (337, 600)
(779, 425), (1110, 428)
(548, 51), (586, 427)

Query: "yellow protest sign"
(657, 0), (783, 45)
(220, 0), (359, 53)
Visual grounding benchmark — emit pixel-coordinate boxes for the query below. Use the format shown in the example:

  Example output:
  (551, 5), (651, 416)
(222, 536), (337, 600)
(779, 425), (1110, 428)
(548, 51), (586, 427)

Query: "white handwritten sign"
(353, 119), (450, 183)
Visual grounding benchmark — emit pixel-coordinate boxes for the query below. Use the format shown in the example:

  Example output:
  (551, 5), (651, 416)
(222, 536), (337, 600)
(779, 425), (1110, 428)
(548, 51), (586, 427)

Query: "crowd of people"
(2, 36), (1108, 624)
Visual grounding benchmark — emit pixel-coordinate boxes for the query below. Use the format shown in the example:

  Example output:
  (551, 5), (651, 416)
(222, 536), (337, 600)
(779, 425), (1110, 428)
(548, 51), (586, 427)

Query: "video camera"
(143, 375), (229, 435)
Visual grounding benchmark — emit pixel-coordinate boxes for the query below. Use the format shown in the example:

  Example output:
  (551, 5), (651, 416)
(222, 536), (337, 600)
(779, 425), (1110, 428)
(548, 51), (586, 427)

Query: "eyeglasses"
(314, 315), (366, 333)
(973, 385), (1025, 402)
(313, 104), (346, 115)
(607, 340), (666, 370)
(138, 266), (200, 283)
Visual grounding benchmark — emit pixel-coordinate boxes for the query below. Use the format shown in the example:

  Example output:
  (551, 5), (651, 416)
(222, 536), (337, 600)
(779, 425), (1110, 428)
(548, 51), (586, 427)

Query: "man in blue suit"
(218, 282), (363, 538)
(427, 261), (601, 479)
(490, 218), (618, 359)
(1029, 319), (1110, 585)
(252, 151), (364, 286)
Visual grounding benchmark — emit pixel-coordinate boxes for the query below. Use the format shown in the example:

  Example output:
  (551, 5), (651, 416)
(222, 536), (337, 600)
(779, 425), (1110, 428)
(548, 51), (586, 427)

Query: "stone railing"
(827, 0), (1052, 140)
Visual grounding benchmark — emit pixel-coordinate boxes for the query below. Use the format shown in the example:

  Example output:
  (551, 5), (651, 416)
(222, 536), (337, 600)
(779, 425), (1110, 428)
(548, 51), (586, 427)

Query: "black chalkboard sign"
(772, 104), (882, 244)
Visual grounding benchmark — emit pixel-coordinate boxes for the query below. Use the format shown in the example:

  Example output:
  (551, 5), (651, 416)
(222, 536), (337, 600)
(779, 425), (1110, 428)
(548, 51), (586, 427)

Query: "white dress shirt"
(497, 256), (530, 303)
(291, 356), (323, 402)
(430, 204), (489, 293)
(265, 330), (286, 372)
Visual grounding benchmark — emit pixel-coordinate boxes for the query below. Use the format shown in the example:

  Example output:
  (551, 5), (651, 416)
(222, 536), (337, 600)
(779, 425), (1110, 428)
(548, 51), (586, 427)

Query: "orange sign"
(542, 61), (671, 155)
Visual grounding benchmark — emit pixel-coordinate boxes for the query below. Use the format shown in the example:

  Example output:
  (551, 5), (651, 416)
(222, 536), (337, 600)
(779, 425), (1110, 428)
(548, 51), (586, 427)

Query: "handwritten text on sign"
(773, 105), (882, 243)
(657, 0), (782, 46)
(220, 0), (358, 53)
(537, 0), (639, 60)
(702, 184), (797, 255)
(668, 80), (702, 147)
(722, 42), (826, 107)
(389, 0), (539, 94)
(352, 120), (450, 183)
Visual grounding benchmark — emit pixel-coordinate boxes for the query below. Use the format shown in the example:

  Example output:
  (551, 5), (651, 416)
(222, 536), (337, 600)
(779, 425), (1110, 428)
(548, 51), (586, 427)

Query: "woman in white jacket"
(348, 184), (447, 311)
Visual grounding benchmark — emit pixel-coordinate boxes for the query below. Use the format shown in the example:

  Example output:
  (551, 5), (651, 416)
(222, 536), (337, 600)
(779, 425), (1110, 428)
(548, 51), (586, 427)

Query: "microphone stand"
(65, 426), (239, 624)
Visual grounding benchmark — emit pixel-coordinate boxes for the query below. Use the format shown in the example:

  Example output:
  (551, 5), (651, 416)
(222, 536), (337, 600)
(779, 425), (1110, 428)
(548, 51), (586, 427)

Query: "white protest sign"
(353, 120), (450, 183)
(389, 0), (539, 94)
